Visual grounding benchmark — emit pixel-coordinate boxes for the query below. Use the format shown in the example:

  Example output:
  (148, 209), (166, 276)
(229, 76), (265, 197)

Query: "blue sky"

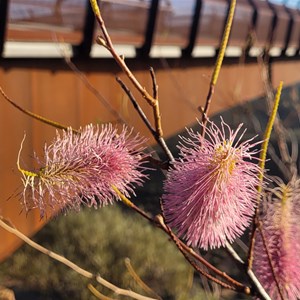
(270, 0), (299, 8)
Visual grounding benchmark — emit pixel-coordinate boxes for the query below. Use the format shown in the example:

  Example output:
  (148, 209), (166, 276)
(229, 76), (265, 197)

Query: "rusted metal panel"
(196, 0), (228, 47)
(269, 2), (290, 48)
(98, 0), (151, 46)
(286, 6), (300, 49)
(2, 58), (300, 262)
(7, 0), (86, 43)
(228, 0), (253, 47)
(153, 0), (195, 46)
(250, 0), (274, 48)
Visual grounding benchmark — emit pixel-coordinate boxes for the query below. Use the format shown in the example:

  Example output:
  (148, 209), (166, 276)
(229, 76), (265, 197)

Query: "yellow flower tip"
(21, 169), (38, 178)
(90, 0), (101, 17)
(211, 143), (237, 178)
(17, 133), (39, 178)
(259, 81), (283, 179)
(211, 0), (236, 86)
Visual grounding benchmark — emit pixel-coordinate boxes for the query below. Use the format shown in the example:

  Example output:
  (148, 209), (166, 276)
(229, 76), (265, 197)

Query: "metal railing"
(0, 0), (299, 58)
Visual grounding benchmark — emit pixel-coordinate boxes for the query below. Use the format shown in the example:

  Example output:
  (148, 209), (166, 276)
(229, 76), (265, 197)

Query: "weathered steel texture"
(250, 0), (274, 47)
(2, 0), (300, 58)
(268, 1), (290, 48)
(0, 0), (8, 57)
(1, 57), (300, 261)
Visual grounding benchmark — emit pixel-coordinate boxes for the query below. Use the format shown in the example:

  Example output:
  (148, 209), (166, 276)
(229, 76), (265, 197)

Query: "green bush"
(0, 205), (215, 299)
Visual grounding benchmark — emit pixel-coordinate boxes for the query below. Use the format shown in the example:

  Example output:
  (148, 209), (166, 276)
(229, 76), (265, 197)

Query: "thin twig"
(248, 82), (283, 270)
(149, 67), (158, 100)
(0, 86), (77, 133)
(90, 1), (163, 136)
(0, 217), (157, 300)
(156, 216), (248, 293)
(125, 258), (162, 300)
(225, 243), (272, 300)
(116, 77), (156, 136)
(259, 56), (296, 179)
(112, 187), (248, 293)
(116, 77), (174, 162)
(87, 284), (116, 300)
(63, 55), (126, 125)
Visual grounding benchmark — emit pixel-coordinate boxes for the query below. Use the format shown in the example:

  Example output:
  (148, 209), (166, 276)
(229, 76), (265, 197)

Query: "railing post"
(73, 0), (95, 58)
(182, 0), (202, 57)
(0, 0), (9, 58)
(136, 0), (159, 58)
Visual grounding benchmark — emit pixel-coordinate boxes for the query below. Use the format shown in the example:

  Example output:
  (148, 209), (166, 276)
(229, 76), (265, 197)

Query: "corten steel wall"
(1, 58), (300, 261)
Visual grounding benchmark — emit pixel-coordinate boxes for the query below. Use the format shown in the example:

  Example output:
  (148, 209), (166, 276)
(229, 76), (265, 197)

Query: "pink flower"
(162, 119), (262, 250)
(253, 178), (300, 300)
(19, 124), (148, 217)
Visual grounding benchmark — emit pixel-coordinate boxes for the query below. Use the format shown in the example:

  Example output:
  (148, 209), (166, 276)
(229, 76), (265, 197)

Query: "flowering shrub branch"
(1, 0), (298, 299)
(89, 0), (169, 160)
(248, 82), (283, 271)
(201, 0), (236, 133)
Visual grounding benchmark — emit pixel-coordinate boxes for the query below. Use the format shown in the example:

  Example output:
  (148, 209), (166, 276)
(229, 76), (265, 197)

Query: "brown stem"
(149, 67), (158, 100)
(116, 77), (174, 162)
(201, 84), (215, 136)
(156, 215), (249, 293)
(63, 55), (125, 125)
(117, 193), (247, 292)
(116, 77), (156, 136)
(225, 243), (271, 300)
(93, 9), (164, 142)
(247, 216), (258, 270)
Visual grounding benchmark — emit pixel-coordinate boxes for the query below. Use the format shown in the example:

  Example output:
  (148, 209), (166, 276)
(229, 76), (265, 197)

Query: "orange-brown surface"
(1, 58), (300, 262)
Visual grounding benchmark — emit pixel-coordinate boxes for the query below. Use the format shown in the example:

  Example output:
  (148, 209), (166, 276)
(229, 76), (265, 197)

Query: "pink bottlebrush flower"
(162, 119), (262, 250)
(19, 124), (148, 217)
(253, 178), (300, 300)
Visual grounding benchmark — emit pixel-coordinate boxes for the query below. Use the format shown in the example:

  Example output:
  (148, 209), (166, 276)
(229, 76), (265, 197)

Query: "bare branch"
(0, 86), (76, 133)
(225, 243), (272, 300)
(91, 3), (163, 137)
(0, 217), (157, 300)
(201, 0), (236, 135)
(63, 54), (126, 125)
(149, 67), (158, 100)
(116, 77), (156, 136)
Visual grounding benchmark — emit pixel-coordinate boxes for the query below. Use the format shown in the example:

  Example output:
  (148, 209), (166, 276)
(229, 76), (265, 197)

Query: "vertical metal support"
(282, 5), (293, 55)
(0, 0), (9, 58)
(246, 0), (258, 56)
(136, 0), (159, 58)
(182, 0), (202, 57)
(72, 0), (95, 58)
(248, 0), (257, 27)
(297, 1), (300, 55)
(297, 2), (300, 55)
(267, 1), (278, 47)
